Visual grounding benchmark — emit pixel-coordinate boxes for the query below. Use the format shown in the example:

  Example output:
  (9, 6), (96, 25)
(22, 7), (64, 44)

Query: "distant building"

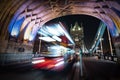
(70, 22), (84, 49)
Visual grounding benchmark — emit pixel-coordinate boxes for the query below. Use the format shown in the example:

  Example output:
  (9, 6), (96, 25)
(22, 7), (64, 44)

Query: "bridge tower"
(70, 22), (85, 52)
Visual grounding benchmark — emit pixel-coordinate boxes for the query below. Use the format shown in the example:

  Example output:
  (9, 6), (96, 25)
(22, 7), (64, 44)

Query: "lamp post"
(96, 47), (99, 55)
(107, 27), (113, 56)
(39, 35), (42, 54)
(100, 38), (104, 59)
(79, 48), (83, 77)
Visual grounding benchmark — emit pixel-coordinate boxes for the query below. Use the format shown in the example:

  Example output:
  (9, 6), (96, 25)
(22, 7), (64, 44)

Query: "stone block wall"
(0, 40), (34, 65)
(114, 42), (120, 64)
(0, 40), (33, 54)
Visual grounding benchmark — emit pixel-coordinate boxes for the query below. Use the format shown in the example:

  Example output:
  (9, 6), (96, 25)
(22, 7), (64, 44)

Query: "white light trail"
(52, 36), (61, 42)
(55, 61), (64, 67)
(39, 37), (56, 42)
(32, 60), (45, 64)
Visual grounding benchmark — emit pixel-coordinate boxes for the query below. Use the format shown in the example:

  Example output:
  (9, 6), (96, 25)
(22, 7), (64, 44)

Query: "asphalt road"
(83, 57), (120, 80)
(0, 57), (120, 80)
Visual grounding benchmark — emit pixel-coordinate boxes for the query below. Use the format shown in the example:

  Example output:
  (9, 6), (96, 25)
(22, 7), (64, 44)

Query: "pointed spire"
(73, 22), (78, 30)
(75, 22), (79, 26)
(71, 22), (83, 31)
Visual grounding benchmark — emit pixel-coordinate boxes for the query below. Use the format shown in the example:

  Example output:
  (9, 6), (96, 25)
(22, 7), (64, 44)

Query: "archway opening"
(33, 14), (115, 58)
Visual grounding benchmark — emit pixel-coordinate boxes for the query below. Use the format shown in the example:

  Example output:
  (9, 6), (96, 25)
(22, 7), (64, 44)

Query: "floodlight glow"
(29, 34), (34, 41)
(29, 25), (39, 41)
(20, 19), (30, 31)
(8, 10), (23, 33)
(78, 27), (81, 30)
(11, 30), (18, 37)
(72, 28), (75, 31)
(24, 21), (35, 40)
(39, 37), (56, 42)
(11, 17), (25, 36)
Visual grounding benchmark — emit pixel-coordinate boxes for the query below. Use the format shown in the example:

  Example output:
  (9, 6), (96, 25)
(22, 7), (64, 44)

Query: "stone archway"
(0, 0), (120, 63)
(0, 0), (120, 41)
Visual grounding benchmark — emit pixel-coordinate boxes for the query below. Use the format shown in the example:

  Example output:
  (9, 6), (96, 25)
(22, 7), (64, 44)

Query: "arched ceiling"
(0, 0), (120, 42)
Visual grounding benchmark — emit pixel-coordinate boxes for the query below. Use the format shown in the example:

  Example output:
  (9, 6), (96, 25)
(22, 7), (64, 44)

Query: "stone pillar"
(0, 40), (8, 53)
(113, 36), (120, 64)
(0, 39), (34, 65)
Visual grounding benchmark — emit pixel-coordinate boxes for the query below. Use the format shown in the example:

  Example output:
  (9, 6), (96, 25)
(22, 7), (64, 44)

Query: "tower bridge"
(0, 0), (120, 65)
(0, 0), (120, 80)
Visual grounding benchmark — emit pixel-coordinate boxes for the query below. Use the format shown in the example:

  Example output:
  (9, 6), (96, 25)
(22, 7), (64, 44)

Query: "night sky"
(45, 14), (111, 52)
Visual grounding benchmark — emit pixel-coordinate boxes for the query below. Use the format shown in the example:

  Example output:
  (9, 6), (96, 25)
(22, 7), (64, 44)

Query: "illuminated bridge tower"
(70, 22), (85, 51)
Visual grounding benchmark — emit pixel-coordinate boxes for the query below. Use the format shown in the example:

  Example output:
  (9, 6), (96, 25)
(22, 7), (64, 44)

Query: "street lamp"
(100, 38), (104, 59)
(107, 27), (113, 56)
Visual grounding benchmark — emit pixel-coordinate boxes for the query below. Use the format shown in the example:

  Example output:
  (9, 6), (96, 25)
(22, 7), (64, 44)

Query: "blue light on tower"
(10, 17), (25, 37)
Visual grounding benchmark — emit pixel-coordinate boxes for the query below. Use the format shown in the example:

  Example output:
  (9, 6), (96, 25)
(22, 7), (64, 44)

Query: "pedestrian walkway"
(67, 60), (87, 80)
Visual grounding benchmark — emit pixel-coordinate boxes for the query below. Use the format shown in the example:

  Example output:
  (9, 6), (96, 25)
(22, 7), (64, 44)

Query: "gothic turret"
(70, 22), (84, 49)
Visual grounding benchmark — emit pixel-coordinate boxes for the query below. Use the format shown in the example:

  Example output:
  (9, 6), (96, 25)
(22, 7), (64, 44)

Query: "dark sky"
(46, 14), (100, 49)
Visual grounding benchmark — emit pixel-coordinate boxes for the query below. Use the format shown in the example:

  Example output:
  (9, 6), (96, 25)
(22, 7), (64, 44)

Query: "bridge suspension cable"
(89, 21), (106, 53)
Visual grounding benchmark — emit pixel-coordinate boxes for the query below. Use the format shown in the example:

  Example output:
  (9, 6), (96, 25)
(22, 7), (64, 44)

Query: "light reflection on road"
(32, 57), (65, 71)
